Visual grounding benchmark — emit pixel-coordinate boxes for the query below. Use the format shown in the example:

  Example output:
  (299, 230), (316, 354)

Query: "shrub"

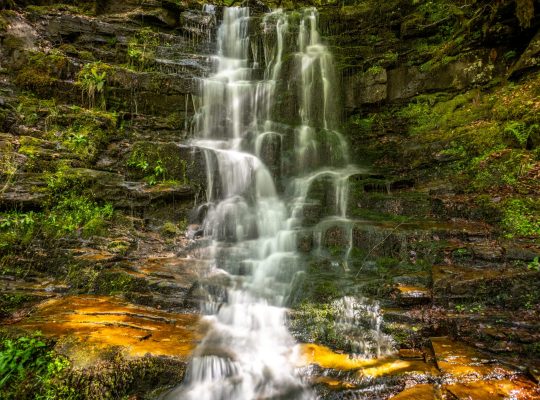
(0, 335), (75, 399)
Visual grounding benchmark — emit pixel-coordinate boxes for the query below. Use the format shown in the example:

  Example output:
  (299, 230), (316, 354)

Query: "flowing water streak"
(168, 7), (313, 400)
(168, 7), (391, 400)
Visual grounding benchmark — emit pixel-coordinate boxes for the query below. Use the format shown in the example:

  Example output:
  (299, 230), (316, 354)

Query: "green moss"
(127, 27), (160, 71)
(161, 222), (179, 237)
(15, 50), (68, 91)
(289, 302), (339, 346)
(500, 198), (540, 238)
(92, 271), (148, 296)
(25, 3), (94, 17)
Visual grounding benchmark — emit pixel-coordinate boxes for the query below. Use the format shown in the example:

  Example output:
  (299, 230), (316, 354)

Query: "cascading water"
(166, 6), (391, 399)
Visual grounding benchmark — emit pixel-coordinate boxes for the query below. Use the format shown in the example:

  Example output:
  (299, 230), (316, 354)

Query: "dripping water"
(166, 7), (391, 400)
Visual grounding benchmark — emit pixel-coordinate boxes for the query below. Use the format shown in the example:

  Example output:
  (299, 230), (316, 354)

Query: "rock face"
(0, 1), (215, 397)
(1, 1), (540, 399)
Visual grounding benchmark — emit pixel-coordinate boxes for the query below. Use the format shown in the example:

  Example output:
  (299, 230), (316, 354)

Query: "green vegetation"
(0, 334), (75, 400)
(0, 294), (35, 319)
(127, 27), (159, 71)
(500, 198), (540, 238)
(383, 72), (540, 238)
(78, 62), (110, 110)
(15, 51), (68, 91)
(0, 196), (113, 249)
(127, 151), (168, 185)
(528, 257), (540, 272)
(290, 302), (339, 346)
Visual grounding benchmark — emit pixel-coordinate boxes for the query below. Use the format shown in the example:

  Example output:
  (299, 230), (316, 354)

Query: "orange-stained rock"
(430, 337), (512, 380)
(14, 295), (202, 363)
(389, 384), (440, 400)
(444, 378), (540, 400)
(399, 348), (424, 360)
(297, 343), (439, 378)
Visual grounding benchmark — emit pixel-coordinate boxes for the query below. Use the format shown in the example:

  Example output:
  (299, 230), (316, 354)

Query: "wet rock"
(503, 241), (540, 261)
(470, 240), (504, 261)
(430, 337), (513, 380)
(389, 384), (439, 400)
(398, 348), (424, 360)
(0, 173), (48, 208)
(14, 295), (201, 360)
(296, 231), (314, 253)
(444, 378), (539, 400)
(0, 13), (39, 68)
(432, 264), (540, 308)
(128, 8), (178, 27)
(344, 69), (387, 108)
(323, 226), (348, 248)
(394, 284), (431, 307)
(510, 29), (540, 78)
(528, 365), (540, 384)
(298, 343), (440, 386)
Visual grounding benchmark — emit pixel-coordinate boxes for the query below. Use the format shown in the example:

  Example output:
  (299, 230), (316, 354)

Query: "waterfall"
(166, 7), (385, 399)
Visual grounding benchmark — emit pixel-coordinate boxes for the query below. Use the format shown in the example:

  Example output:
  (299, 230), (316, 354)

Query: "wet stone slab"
(13, 295), (202, 364)
(444, 378), (540, 400)
(430, 336), (514, 381)
(389, 384), (440, 400)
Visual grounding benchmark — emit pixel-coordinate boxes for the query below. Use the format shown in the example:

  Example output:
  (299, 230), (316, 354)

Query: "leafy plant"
(528, 257), (540, 272)
(127, 152), (167, 186)
(44, 195), (114, 237)
(0, 335), (75, 399)
(504, 121), (539, 148)
(78, 62), (109, 109)
(454, 304), (466, 313)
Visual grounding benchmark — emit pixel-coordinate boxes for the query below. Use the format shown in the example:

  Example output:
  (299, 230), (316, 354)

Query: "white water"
(167, 7), (388, 399)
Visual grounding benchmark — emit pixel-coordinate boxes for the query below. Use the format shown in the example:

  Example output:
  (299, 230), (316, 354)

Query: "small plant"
(454, 304), (466, 313)
(0, 334), (74, 399)
(503, 50), (517, 61)
(468, 304), (483, 313)
(501, 199), (540, 238)
(127, 152), (167, 186)
(528, 257), (540, 272)
(366, 65), (384, 75)
(78, 62), (109, 109)
(44, 195), (114, 237)
(504, 121), (539, 148)
(127, 27), (159, 71)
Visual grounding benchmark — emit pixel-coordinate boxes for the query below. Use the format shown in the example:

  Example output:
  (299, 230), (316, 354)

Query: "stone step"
(393, 283), (431, 306)
(432, 264), (540, 308)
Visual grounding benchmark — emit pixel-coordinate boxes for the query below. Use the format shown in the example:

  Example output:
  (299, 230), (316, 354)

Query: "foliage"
(528, 257), (540, 271)
(500, 198), (540, 238)
(504, 121), (539, 148)
(127, 151), (168, 185)
(0, 334), (75, 400)
(127, 27), (159, 71)
(44, 194), (113, 238)
(0, 211), (37, 249)
(78, 62), (110, 110)
(0, 293), (34, 318)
